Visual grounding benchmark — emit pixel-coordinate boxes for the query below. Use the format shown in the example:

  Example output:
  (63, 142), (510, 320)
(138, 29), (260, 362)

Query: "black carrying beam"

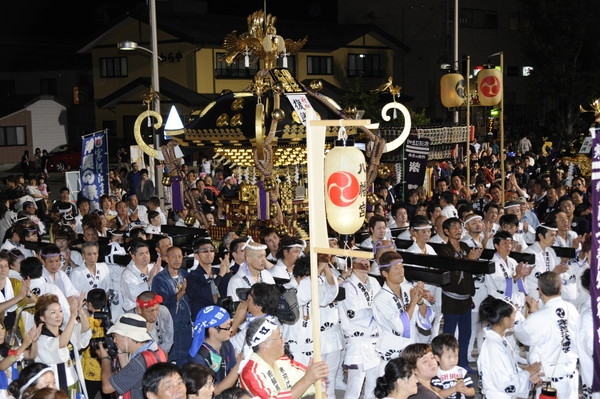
(404, 265), (451, 286)
(551, 246), (576, 259)
(480, 249), (535, 264)
(400, 249), (496, 275)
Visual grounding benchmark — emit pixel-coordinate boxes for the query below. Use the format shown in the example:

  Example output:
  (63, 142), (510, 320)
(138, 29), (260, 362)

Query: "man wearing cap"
(239, 317), (329, 399)
(226, 238), (275, 302)
(188, 306), (239, 395)
(132, 291), (173, 355)
(96, 313), (166, 399)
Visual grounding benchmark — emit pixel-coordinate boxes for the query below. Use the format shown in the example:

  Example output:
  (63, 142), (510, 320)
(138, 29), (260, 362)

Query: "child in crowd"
(430, 333), (475, 399)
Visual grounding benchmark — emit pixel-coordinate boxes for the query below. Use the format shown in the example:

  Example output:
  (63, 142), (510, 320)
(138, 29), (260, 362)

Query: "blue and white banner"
(80, 131), (109, 211)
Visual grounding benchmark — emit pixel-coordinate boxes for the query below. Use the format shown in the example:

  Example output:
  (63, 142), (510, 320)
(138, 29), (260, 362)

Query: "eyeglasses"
(196, 248), (215, 254)
(215, 323), (232, 331)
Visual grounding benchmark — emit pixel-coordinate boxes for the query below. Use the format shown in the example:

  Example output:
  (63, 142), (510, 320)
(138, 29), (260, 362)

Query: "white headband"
(20, 367), (53, 395)
(503, 203), (520, 209)
(412, 224), (433, 230)
(241, 236), (267, 251)
(239, 319), (279, 374)
(540, 224), (558, 232)
(463, 214), (482, 225)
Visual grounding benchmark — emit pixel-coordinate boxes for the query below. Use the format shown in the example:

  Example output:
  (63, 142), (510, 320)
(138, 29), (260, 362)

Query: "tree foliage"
(519, 0), (600, 137)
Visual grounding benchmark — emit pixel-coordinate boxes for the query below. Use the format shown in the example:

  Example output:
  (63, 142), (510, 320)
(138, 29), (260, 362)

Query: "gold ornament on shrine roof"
(222, 10), (308, 70)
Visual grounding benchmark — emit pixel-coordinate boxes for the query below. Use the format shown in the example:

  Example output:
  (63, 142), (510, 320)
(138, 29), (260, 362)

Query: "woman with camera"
(34, 293), (91, 399)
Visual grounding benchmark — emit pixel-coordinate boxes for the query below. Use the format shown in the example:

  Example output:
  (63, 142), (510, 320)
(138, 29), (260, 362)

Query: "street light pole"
(149, 0), (164, 203)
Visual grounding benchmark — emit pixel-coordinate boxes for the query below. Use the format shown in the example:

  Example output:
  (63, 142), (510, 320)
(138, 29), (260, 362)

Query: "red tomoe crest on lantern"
(477, 68), (502, 106)
(327, 171), (360, 207)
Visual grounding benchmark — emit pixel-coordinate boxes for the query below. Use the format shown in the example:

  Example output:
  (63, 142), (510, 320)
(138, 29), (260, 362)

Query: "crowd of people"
(0, 144), (595, 399)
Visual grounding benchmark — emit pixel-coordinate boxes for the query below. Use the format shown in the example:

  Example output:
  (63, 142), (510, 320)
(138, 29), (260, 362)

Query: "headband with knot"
(136, 294), (163, 308)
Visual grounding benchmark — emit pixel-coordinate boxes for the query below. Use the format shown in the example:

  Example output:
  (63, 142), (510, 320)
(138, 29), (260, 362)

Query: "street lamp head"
(117, 41), (138, 51)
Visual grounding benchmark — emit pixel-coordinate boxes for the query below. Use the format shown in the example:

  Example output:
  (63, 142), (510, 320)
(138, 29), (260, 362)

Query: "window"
(100, 57), (128, 78)
(40, 78), (57, 96)
(307, 56), (333, 75)
(348, 54), (383, 78)
(0, 80), (16, 99)
(459, 8), (498, 29)
(0, 126), (26, 147)
(276, 55), (296, 76)
(215, 52), (258, 78)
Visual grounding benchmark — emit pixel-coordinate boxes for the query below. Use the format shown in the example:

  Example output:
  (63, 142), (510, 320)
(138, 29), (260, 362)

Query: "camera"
(218, 295), (241, 316)
(89, 310), (119, 358)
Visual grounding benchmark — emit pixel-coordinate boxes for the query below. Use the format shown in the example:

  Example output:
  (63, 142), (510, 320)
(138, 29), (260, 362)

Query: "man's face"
(484, 207), (499, 223)
(263, 233), (280, 254)
(547, 188), (558, 202)
(131, 163), (139, 172)
(166, 248), (183, 271)
(494, 238), (512, 256)
(490, 188), (501, 202)
(147, 372), (187, 399)
(540, 230), (557, 247)
(79, 201), (90, 215)
(505, 206), (521, 220)
(437, 181), (447, 193)
(246, 249), (267, 271)
(465, 217), (483, 234)
(283, 247), (302, 264)
(370, 221), (387, 241)
(156, 238), (172, 257)
(132, 246), (151, 267)
(138, 303), (160, 323)
(43, 255), (61, 274)
(194, 244), (216, 266)
(60, 190), (70, 201)
(559, 199), (574, 216)
(444, 222), (463, 240)
(231, 242), (246, 264)
(382, 261), (405, 285)
(393, 208), (408, 224)
(84, 228), (99, 242)
(83, 246), (99, 265)
(500, 223), (518, 236)
(128, 195), (139, 208)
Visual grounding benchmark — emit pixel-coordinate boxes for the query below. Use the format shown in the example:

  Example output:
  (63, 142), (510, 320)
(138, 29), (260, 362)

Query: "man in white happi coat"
(339, 256), (381, 399)
(226, 239), (275, 302)
(514, 271), (580, 399)
(287, 254), (343, 399)
(373, 251), (434, 375)
(524, 224), (567, 303)
(403, 215), (441, 340)
(459, 212), (488, 361)
(486, 231), (531, 310)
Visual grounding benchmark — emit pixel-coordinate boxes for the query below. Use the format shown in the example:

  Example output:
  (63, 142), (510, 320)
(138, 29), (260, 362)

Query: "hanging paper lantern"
(440, 73), (465, 108)
(324, 138), (367, 244)
(477, 68), (502, 106)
